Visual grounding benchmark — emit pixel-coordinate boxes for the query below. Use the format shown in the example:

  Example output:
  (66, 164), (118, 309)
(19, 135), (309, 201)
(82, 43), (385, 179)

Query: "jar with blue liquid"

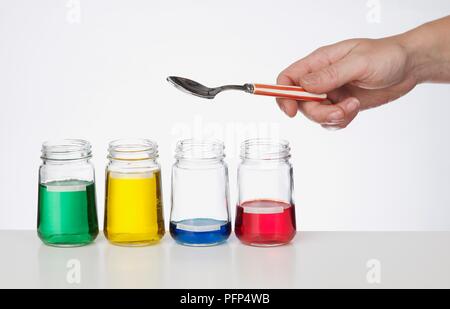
(170, 139), (231, 246)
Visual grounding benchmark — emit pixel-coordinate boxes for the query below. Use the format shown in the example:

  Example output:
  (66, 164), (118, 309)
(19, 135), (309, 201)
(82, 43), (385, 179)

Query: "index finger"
(276, 74), (298, 117)
(276, 47), (337, 116)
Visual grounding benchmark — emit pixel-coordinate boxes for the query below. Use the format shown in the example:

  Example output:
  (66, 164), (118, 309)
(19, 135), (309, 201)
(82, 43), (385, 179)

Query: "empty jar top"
(108, 138), (158, 160)
(240, 138), (291, 160)
(175, 139), (225, 161)
(41, 139), (92, 161)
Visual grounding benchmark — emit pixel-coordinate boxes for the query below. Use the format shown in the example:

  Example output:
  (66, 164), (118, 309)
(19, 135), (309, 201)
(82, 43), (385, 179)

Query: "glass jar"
(104, 139), (165, 246)
(235, 139), (296, 246)
(170, 139), (231, 246)
(37, 139), (99, 247)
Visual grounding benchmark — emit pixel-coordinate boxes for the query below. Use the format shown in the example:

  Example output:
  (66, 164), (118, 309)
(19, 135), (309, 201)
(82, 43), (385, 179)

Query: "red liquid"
(235, 200), (296, 246)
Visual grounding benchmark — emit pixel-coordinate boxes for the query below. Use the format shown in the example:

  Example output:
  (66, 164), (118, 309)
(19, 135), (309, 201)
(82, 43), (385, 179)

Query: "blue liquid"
(170, 218), (231, 246)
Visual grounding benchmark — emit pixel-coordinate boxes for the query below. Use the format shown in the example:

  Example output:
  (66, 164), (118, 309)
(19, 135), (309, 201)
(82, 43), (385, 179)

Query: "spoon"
(167, 76), (327, 102)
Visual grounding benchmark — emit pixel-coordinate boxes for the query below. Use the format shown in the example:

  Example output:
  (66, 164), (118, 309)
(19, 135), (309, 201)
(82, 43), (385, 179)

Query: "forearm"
(399, 15), (450, 84)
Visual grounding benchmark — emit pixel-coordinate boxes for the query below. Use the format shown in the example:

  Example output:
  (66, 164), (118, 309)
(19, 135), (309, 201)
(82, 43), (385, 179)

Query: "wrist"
(397, 26), (432, 84)
(397, 18), (450, 84)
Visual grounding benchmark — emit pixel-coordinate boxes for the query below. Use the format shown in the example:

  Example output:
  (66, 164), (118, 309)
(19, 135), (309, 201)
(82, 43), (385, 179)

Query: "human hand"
(277, 37), (418, 129)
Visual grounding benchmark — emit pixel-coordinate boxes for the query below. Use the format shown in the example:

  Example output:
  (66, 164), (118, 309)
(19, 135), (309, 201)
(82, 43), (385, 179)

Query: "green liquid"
(37, 180), (99, 247)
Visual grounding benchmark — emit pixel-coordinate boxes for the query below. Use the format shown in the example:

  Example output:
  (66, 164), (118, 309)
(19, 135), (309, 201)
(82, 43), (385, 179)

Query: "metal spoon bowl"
(167, 76), (253, 99)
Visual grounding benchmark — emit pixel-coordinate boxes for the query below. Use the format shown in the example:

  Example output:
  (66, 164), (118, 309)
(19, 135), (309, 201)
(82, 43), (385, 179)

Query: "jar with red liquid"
(235, 139), (296, 246)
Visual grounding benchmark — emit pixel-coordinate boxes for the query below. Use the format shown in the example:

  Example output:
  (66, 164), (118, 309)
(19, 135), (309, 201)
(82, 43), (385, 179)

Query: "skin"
(276, 16), (450, 129)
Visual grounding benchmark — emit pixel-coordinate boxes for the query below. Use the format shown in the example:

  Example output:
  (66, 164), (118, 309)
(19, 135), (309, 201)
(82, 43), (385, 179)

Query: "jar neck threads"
(41, 139), (92, 161)
(240, 139), (291, 161)
(108, 139), (158, 161)
(175, 139), (225, 162)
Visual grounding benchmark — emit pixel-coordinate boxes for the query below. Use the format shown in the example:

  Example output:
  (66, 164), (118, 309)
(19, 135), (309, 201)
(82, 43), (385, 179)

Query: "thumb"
(299, 55), (366, 94)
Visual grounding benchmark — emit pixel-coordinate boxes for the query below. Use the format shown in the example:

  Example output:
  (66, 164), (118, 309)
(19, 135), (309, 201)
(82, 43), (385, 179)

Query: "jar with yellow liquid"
(104, 139), (165, 246)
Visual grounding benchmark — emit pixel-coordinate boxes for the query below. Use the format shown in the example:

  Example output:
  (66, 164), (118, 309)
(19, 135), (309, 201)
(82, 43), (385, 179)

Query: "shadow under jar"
(170, 139), (231, 246)
(104, 139), (165, 246)
(235, 139), (296, 247)
(37, 139), (99, 247)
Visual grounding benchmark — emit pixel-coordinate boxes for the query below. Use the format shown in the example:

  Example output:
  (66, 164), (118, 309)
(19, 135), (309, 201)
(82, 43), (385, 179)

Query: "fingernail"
(345, 99), (360, 113)
(322, 124), (342, 131)
(327, 110), (344, 123)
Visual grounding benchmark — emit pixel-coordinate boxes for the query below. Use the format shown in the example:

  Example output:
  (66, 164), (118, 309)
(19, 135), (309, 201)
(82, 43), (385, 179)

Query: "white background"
(1, 0), (449, 230)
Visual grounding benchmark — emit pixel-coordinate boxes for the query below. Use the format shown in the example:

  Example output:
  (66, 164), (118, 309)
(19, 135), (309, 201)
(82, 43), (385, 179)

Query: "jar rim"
(175, 139), (225, 160)
(41, 139), (92, 161)
(108, 138), (158, 161)
(240, 138), (291, 160)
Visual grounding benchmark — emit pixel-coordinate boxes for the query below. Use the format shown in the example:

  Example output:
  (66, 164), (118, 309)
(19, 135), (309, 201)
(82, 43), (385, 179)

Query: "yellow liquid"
(104, 170), (165, 246)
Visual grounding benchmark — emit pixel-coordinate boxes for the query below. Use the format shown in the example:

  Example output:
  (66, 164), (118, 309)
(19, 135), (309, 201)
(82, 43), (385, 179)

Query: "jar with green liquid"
(37, 139), (99, 247)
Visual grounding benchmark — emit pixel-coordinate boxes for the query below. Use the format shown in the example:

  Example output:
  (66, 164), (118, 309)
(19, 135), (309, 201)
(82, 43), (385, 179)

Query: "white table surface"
(1, 231), (449, 289)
